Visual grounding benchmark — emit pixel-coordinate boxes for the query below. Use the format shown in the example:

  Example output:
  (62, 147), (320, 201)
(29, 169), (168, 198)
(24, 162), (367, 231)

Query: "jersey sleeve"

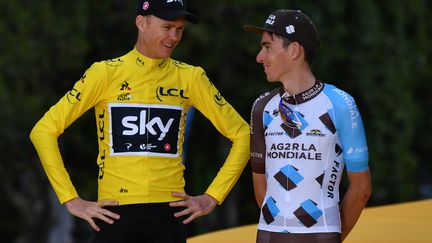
(29, 62), (108, 204)
(250, 95), (267, 174)
(331, 89), (369, 172)
(189, 67), (250, 204)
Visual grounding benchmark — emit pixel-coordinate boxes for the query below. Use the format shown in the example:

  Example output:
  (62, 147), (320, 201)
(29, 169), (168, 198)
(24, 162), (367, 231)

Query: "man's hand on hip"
(65, 197), (120, 231)
(169, 192), (218, 224)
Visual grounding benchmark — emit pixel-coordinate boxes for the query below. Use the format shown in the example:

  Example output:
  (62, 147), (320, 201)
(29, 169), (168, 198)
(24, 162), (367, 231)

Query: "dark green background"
(1, 1), (431, 242)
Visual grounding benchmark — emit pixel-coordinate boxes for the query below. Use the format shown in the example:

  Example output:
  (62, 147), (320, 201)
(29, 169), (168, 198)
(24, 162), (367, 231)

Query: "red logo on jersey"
(80, 74), (86, 83)
(164, 143), (171, 151)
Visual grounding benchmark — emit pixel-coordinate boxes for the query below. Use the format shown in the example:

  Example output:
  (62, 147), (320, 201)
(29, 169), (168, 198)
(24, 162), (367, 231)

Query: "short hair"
(268, 32), (316, 65)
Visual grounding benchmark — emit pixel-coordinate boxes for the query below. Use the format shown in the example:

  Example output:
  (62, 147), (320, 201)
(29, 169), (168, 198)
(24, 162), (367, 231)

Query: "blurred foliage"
(1, 0), (431, 242)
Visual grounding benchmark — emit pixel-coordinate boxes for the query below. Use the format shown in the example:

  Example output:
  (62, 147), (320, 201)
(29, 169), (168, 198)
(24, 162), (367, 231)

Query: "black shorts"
(257, 230), (341, 243)
(89, 203), (186, 243)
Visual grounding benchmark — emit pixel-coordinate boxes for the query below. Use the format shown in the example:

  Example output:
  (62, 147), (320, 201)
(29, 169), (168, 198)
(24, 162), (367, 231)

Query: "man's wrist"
(204, 193), (219, 206)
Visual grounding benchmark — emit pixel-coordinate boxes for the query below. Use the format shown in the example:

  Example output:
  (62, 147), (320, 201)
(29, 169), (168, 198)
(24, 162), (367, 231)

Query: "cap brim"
(244, 25), (265, 34)
(156, 10), (199, 24)
(244, 25), (279, 35)
(185, 14), (199, 24)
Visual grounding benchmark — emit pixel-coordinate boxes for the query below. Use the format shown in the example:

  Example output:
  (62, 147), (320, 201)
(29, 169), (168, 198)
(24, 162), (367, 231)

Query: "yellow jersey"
(30, 48), (250, 205)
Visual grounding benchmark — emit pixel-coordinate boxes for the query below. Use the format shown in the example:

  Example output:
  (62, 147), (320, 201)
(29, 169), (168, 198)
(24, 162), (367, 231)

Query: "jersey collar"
(132, 47), (170, 68)
(279, 79), (324, 104)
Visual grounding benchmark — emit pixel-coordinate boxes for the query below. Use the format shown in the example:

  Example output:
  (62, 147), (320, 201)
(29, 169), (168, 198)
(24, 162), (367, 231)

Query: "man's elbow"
(29, 125), (38, 144)
(255, 195), (264, 208)
(358, 182), (372, 203)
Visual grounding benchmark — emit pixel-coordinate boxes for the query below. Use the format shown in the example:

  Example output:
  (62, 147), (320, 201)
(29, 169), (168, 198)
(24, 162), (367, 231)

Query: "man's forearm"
(252, 172), (266, 207)
(340, 185), (371, 241)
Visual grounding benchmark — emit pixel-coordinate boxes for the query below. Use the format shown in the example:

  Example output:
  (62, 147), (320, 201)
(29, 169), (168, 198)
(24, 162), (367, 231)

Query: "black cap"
(244, 9), (320, 53)
(137, 0), (198, 24)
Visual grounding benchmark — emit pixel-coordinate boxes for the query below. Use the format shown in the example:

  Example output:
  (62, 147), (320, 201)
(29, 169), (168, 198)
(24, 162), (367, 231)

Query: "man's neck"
(280, 69), (316, 96)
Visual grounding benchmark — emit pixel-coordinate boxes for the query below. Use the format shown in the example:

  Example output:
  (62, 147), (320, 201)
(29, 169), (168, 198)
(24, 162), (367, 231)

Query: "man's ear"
(136, 15), (146, 32)
(289, 42), (303, 61)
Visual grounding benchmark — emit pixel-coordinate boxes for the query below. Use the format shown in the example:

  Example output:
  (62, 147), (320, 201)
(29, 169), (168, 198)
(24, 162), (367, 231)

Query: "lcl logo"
(156, 86), (189, 102)
(66, 88), (82, 104)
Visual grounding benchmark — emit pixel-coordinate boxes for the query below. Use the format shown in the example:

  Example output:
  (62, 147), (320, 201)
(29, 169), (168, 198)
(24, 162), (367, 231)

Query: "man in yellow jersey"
(29, 1), (250, 242)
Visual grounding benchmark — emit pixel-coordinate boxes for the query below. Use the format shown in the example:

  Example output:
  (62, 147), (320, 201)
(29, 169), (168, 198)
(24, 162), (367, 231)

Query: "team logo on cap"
(143, 1), (149, 10)
(286, 25), (295, 34)
(265, 14), (276, 25)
